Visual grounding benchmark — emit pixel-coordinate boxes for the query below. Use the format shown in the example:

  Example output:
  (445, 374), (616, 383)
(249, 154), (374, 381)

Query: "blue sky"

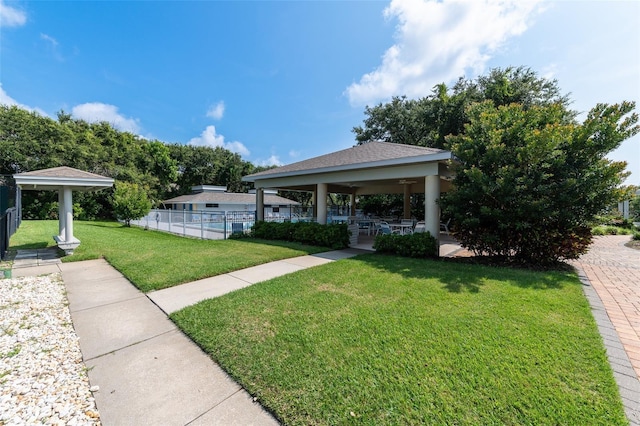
(1, 0), (639, 184)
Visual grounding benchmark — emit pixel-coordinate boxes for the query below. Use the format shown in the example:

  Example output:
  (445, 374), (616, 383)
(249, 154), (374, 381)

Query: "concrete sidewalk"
(10, 248), (364, 425)
(148, 248), (365, 314)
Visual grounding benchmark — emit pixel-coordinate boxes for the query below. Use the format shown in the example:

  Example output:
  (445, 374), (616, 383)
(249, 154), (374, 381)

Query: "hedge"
(373, 232), (438, 258)
(247, 221), (351, 250)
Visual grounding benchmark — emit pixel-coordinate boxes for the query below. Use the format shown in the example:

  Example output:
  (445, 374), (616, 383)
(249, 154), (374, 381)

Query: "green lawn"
(10, 219), (626, 424)
(172, 254), (626, 425)
(9, 220), (329, 292)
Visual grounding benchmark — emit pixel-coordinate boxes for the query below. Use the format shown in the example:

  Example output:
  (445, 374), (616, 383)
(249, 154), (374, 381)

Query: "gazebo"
(13, 166), (114, 254)
(242, 141), (455, 243)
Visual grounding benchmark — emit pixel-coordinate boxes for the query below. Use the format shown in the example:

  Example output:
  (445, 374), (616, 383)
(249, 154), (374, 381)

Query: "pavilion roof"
(244, 141), (450, 181)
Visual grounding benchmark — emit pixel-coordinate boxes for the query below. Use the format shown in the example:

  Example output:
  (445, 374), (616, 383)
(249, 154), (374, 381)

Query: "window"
(272, 207), (280, 213)
(205, 203), (219, 208)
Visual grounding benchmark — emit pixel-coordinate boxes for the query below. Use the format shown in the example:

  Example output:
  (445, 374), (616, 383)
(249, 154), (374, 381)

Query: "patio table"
(390, 223), (413, 235)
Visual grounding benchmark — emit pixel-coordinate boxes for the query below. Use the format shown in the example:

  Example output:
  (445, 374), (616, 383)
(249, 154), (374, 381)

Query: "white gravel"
(0, 274), (101, 425)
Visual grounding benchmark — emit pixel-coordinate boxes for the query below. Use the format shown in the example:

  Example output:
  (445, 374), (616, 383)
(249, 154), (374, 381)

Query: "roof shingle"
(245, 141), (447, 179)
(15, 166), (111, 180)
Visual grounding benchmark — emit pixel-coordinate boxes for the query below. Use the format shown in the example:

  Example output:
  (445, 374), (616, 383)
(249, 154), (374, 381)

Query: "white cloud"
(0, 0), (26, 27)
(0, 84), (48, 116)
(72, 102), (141, 134)
(345, 0), (544, 106)
(288, 150), (300, 159)
(255, 155), (283, 167)
(188, 125), (250, 156)
(0, 84), (20, 106)
(40, 33), (64, 61)
(540, 63), (558, 81)
(206, 101), (225, 120)
(40, 33), (58, 47)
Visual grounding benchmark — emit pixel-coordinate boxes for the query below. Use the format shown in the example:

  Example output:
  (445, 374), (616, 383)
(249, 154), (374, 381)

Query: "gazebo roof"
(14, 166), (115, 191)
(244, 141), (451, 181)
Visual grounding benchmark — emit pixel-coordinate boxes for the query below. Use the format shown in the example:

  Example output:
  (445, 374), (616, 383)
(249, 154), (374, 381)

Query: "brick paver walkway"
(571, 235), (640, 425)
(572, 235), (640, 378)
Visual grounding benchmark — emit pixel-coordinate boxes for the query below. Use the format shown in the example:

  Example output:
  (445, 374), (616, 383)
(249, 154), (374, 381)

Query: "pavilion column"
(350, 193), (356, 216)
(58, 189), (65, 239)
(403, 184), (411, 219)
(256, 188), (264, 221)
(63, 186), (74, 243)
(424, 175), (440, 244)
(317, 183), (328, 225)
(311, 190), (317, 218)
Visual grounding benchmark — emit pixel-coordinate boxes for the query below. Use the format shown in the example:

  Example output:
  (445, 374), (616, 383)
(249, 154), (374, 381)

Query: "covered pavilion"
(242, 141), (456, 244)
(13, 166), (114, 254)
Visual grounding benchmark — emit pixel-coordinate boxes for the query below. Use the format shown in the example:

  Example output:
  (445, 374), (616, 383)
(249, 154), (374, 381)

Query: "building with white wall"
(163, 185), (299, 218)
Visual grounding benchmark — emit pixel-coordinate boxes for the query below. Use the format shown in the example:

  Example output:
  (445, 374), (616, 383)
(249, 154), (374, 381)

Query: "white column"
(317, 183), (328, 225)
(63, 186), (74, 243)
(58, 189), (65, 238)
(256, 188), (264, 221)
(424, 175), (440, 243)
(403, 184), (411, 219)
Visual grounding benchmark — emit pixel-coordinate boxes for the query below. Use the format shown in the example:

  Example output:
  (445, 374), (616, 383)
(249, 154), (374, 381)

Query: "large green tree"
(353, 66), (572, 149)
(166, 144), (259, 197)
(0, 105), (260, 218)
(352, 67), (638, 264)
(441, 100), (638, 264)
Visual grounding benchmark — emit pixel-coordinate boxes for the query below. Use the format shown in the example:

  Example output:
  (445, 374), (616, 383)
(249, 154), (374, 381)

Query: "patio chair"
(358, 219), (372, 235)
(376, 221), (395, 235)
(370, 219), (381, 235)
(413, 221), (426, 233)
(440, 218), (451, 235)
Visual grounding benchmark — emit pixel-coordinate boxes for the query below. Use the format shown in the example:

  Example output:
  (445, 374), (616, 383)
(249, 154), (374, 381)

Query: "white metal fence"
(130, 209), (258, 240)
(130, 208), (317, 240)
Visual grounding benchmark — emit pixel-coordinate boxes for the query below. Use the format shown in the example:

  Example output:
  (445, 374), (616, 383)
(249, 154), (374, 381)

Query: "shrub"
(227, 231), (251, 240)
(593, 213), (635, 229)
(373, 232), (438, 258)
(111, 181), (152, 226)
(251, 221), (350, 250)
(441, 101), (638, 266)
(630, 196), (640, 221)
(592, 225), (635, 236)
